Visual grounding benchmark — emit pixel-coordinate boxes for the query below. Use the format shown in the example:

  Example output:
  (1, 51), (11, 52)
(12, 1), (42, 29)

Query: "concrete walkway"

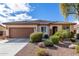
(0, 38), (28, 56)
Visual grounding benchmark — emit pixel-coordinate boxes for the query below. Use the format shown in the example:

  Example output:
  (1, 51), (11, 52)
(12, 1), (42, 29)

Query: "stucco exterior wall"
(50, 24), (75, 32)
(6, 29), (9, 37)
(6, 25), (37, 28)
(70, 25), (75, 32)
(5, 24), (75, 37)
(50, 25), (62, 31)
(0, 26), (6, 39)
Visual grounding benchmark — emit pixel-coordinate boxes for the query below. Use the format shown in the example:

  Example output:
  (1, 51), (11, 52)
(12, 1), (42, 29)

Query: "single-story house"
(3, 20), (76, 38)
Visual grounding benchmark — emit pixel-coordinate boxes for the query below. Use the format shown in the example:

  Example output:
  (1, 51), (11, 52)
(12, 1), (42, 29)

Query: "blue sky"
(28, 3), (75, 22)
(0, 3), (76, 22)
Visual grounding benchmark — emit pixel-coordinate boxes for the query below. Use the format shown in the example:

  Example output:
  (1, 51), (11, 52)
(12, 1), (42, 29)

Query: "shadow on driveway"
(6, 38), (29, 43)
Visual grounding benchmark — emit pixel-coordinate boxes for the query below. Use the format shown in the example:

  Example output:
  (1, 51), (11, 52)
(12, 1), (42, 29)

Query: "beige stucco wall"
(6, 29), (9, 37)
(5, 24), (75, 37)
(57, 25), (62, 31)
(0, 26), (6, 39)
(50, 25), (62, 31)
(50, 24), (75, 32)
(70, 25), (75, 32)
(0, 26), (6, 31)
(6, 25), (37, 28)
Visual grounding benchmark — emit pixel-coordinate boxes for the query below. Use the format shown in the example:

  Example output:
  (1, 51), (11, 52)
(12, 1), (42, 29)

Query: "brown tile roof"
(0, 23), (6, 28)
(3, 20), (76, 25)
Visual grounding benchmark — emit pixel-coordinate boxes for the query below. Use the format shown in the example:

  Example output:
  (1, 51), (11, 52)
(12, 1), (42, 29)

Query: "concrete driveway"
(0, 38), (28, 56)
(6, 38), (29, 43)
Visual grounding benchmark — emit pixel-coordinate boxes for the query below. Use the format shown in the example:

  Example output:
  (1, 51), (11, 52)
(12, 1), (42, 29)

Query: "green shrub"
(54, 30), (64, 38)
(50, 35), (60, 44)
(30, 32), (43, 43)
(36, 48), (49, 56)
(75, 45), (79, 53)
(54, 31), (62, 38)
(44, 39), (53, 47)
(61, 30), (70, 38)
(70, 31), (75, 38)
(54, 31), (63, 41)
(55, 30), (71, 39)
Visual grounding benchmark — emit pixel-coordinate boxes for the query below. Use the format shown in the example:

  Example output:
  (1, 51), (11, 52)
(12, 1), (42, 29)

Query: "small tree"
(60, 3), (79, 21)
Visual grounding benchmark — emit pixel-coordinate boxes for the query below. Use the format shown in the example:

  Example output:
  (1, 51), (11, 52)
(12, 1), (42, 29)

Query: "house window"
(41, 26), (46, 33)
(63, 26), (70, 31)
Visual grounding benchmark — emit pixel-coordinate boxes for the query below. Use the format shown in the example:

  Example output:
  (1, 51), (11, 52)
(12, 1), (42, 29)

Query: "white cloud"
(0, 3), (37, 23)
(0, 16), (7, 22)
(6, 3), (30, 12)
(7, 14), (32, 21)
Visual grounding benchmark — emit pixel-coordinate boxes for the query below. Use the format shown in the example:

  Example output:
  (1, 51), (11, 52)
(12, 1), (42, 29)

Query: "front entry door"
(52, 26), (58, 34)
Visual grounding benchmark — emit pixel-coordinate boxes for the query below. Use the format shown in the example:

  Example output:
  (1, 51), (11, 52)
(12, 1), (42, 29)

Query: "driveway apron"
(0, 38), (28, 56)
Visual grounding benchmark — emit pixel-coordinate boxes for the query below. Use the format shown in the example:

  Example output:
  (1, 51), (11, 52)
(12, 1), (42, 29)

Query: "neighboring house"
(0, 23), (6, 39)
(3, 20), (76, 38)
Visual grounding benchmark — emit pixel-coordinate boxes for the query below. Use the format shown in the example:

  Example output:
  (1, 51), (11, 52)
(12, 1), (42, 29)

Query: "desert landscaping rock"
(16, 43), (79, 56)
(68, 44), (77, 49)
(37, 42), (45, 48)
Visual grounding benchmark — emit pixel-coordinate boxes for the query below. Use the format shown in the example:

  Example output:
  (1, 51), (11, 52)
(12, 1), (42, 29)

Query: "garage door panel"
(9, 28), (34, 38)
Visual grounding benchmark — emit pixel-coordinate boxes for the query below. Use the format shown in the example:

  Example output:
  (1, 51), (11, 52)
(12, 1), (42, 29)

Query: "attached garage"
(9, 28), (34, 38)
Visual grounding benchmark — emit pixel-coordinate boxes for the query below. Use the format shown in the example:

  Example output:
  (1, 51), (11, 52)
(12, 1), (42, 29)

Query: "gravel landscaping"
(15, 31), (79, 56)
(16, 43), (39, 56)
(16, 42), (79, 56)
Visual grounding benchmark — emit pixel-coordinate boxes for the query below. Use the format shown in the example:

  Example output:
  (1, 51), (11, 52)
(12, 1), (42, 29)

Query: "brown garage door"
(9, 28), (34, 38)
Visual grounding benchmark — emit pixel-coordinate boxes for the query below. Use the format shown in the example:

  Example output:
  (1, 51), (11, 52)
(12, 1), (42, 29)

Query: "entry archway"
(52, 26), (58, 34)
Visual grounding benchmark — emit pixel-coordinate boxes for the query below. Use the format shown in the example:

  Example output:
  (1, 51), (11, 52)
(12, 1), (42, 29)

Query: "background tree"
(60, 3), (79, 22)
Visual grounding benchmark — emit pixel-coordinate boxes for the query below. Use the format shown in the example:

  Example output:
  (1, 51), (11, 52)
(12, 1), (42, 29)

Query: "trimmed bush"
(30, 32), (43, 43)
(54, 31), (62, 37)
(50, 35), (60, 44)
(44, 39), (53, 47)
(61, 30), (70, 38)
(36, 48), (49, 56)
(54, 30), (71, 41)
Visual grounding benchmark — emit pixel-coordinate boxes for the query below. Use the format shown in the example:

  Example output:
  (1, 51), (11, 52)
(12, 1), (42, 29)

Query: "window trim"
(63, 26), (70, 31)
(39, 26), (48, 34)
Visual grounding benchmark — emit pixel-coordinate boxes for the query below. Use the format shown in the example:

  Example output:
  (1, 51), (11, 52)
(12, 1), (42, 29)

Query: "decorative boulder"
(38, 42), (45, 48)
(68, 44), (77, 49)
